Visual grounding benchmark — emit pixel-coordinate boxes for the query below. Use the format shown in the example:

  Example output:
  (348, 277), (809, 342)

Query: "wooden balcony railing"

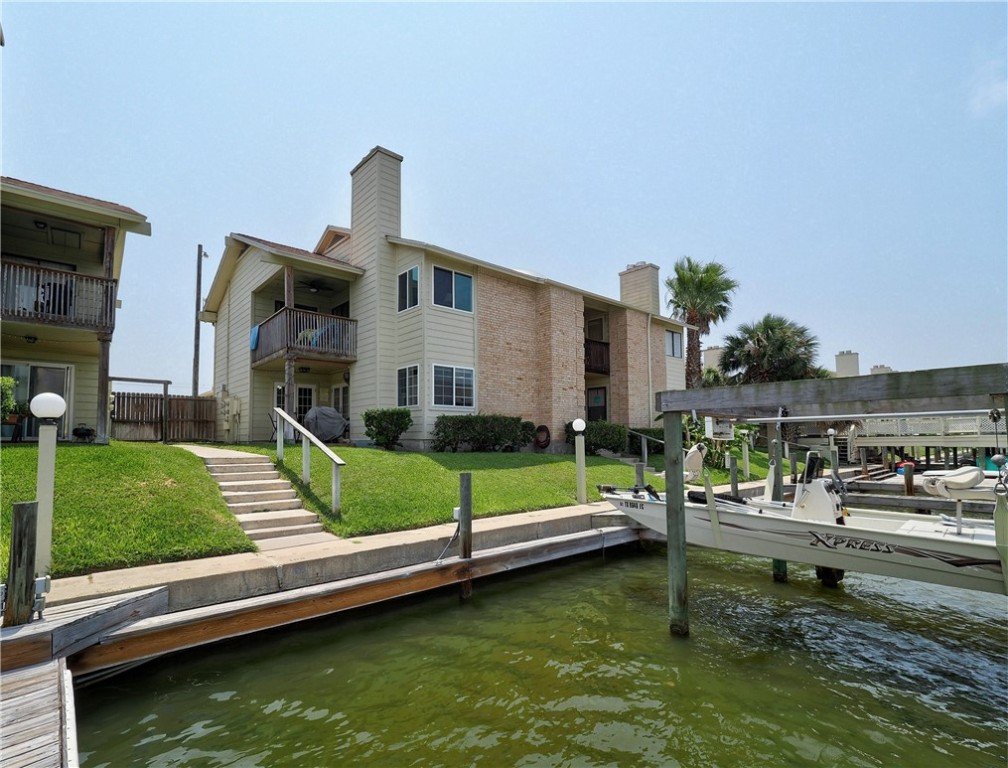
(1, 263), (117, 333)
(585, 338), (610, 374)
(251, 307), (358, 366)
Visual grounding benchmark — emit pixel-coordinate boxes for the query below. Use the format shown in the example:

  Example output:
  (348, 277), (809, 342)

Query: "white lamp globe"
(30, 392), (67, 420)
(572, 418), (586, 433)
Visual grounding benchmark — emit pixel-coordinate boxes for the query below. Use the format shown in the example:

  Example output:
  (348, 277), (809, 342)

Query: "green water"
(76, 546), (1007, 767)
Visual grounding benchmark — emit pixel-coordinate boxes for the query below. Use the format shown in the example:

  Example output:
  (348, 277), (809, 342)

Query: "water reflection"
(77, 545), (1007, 767)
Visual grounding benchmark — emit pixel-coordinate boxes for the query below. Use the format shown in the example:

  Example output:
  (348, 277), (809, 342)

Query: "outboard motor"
(791, 451), (846, 524)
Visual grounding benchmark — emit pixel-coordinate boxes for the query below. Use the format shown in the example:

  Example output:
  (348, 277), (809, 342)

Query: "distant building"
(702, 345), (723, 373)
(870, 364), (896, 375)
(834, 350), (860, 378)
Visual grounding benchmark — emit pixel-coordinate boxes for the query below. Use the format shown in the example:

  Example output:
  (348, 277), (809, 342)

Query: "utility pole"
(193, 244), (208, 397)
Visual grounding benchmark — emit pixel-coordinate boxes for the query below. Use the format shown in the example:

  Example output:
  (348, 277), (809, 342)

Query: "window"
(666, 330), (683, 358)
(432, 266), (472, 312)
(398, 266), (419, 312)
(433, 365), (474, 407)
(397, 366), (419, 407)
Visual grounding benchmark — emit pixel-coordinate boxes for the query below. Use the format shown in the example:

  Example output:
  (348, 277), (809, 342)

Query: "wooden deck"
(0, 659), (77, 768)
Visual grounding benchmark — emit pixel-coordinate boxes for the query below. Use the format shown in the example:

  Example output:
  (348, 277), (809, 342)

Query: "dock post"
(903, 462), (915, 496)
(742, 441), (750, 480)
(860, 447), (868, 478)
(3, 502), (38, 627)
(770, 431), (788, 583)
(663, 411), (688, 637)
(729, 455), (738, 496)
(459, 472), (473, 600)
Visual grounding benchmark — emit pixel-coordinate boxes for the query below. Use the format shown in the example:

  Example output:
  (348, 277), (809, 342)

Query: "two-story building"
(1, 177), (150, 443)
(201, 147), (686, 449)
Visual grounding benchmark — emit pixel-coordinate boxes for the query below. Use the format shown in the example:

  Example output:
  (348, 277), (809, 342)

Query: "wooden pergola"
(655, 362), (1008, 637)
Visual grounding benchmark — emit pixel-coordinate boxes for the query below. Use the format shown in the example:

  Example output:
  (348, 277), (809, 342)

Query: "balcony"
(1, 262), (117, 333)
(585, 338), (610, 374)
(251, 307), (358, 367)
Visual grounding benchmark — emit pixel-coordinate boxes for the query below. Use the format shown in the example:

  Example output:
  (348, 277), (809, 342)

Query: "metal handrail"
(274, 407), (346, 517)
(627, 428), (664, 467)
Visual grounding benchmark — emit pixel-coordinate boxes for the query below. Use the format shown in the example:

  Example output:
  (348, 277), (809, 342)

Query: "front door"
(586, 386), (607, 422)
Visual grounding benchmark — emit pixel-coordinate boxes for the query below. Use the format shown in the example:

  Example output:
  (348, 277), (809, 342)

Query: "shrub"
(431, 414), (535, 452)
(626, 426), (665, 456)
(564, 420), (628, 455)
(0, 377), (16, 421)
(362, 408), (413, 450)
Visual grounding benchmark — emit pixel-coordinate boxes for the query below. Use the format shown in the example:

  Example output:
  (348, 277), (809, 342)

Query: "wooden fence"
(111, 393), (216, 442)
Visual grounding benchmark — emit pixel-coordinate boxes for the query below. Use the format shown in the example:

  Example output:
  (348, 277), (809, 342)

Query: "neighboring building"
(0, 177), (150, 443)
(702, 345), (724, 373)
(201, 147), (687, 449)
(834, 350), (860, 378)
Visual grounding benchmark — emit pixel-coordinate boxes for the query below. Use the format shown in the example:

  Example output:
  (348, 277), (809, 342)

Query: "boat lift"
(652, 362), (1008, 638)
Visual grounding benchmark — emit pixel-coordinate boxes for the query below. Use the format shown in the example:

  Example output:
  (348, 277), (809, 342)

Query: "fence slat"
(111, 392), (216, 442)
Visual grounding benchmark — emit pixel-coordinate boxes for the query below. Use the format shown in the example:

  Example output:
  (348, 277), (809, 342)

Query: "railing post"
(331, 463), (341, 519)
(729, 455), (738, 497)
(302, 432), (311, 484)
(276, 410), (284, 462)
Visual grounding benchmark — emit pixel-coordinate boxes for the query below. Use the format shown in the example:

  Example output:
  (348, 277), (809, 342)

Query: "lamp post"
(573, 418), (587, 504)
(827, 427), (838, 470)
(30, 392), (66, 577)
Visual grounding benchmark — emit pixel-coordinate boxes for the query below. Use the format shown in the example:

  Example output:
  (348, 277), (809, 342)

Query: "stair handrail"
(274, 407), (346, 517)
(626, 428), (664, 467)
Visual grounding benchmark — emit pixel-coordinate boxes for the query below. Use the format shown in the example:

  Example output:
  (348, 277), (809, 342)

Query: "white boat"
(600, 452), (1008, 595)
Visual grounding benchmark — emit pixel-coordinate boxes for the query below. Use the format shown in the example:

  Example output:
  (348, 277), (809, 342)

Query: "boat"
(599, 451), (1008, 595)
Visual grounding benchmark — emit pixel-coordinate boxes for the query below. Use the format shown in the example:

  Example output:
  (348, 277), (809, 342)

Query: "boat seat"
(922, 466), (991, 500)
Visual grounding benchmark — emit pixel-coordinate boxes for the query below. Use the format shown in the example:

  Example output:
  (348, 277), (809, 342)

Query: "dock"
(0, 659), (76, 768)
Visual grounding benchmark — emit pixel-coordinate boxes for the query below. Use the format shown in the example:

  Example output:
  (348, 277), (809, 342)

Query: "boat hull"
(605, 493), (1005, 595)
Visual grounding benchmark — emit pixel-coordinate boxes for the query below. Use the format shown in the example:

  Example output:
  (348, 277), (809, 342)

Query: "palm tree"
(718, 313), (820, 384)
(664, 257), (738, 389)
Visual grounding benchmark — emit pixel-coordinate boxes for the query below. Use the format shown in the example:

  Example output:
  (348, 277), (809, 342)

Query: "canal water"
(76, 545), (1007, 767)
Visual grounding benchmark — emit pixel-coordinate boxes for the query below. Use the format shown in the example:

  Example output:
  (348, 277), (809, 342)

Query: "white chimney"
(619, 262), (661, 314)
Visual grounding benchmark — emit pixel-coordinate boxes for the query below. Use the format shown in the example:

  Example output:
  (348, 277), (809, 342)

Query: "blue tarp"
(249, 325), (260, 350)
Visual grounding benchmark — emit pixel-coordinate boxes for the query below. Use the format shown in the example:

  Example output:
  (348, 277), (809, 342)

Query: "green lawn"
(0, 442), (664, 578)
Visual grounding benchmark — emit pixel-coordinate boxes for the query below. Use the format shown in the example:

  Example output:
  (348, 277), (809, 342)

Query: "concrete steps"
(200, 452), (335, 547)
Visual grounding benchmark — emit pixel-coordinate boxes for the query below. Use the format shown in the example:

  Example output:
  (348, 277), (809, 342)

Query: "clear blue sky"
(2, 2), (1005, 394)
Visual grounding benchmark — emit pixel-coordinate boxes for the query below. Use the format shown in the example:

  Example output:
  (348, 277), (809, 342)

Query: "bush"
(430, 414), (535, 452)
(564, 420), (628, 455)
(0, 377), (16, 421)
(362, 408), (413, 450)
(626, 426), (665, 456)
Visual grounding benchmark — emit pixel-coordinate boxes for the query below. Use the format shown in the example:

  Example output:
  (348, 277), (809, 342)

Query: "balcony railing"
(1, 262), (117, 333)
(585, 338), (610, 374)
(251, 307), (358, 366)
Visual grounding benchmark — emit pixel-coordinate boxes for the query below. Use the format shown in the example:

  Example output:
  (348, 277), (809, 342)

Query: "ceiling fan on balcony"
(299, 278), (335, 294)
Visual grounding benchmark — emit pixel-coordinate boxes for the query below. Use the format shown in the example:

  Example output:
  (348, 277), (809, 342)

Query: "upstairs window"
(398, 266), (419, 312)
(666, 330), (683, 358)
(432, 266), (472, 312)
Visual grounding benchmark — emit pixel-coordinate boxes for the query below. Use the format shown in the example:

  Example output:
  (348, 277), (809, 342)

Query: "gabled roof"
(1, 176), (150, 235)
(202, 232), (364, 316)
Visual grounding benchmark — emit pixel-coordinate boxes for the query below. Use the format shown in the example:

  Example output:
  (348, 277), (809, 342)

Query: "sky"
(2, 2), (1006, 394)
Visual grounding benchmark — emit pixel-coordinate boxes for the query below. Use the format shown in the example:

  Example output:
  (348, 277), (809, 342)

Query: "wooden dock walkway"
(0, 659), (77, 768)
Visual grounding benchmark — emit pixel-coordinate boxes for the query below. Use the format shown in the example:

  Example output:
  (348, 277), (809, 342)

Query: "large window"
(433, 365), (474, 408)
(397, 365), (419, 407)
(666, 330), (683, 358)
(398, 266), (419, 312)
(432, 266), (472, 312)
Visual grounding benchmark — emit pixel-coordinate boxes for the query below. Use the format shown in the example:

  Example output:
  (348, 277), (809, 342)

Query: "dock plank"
(0, 658), (71, 768)
(1, 587), (168, 671)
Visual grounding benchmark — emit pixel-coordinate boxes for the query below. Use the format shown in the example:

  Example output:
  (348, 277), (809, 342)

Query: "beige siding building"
(202, 147), (687, 449)
(0, 178), (150, 443)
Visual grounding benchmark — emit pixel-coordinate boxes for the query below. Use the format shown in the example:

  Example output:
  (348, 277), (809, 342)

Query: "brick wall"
(477, 273), (584, 445)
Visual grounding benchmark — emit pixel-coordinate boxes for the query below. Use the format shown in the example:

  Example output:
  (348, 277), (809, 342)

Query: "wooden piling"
(770, 432), (788, 583)
(4, 502), (39, 627)
(663, 412), (688, 637)
(903, 462), (915, 496)
(459, 472), (473, 600)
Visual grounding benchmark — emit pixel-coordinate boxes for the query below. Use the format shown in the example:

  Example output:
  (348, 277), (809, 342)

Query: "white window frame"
(432, 266), (473, 313)
(397, 265), (419, 312)
(666, 329), (683, 358)
(397, 365), (419, 407)
(432, 364), (474, 408)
